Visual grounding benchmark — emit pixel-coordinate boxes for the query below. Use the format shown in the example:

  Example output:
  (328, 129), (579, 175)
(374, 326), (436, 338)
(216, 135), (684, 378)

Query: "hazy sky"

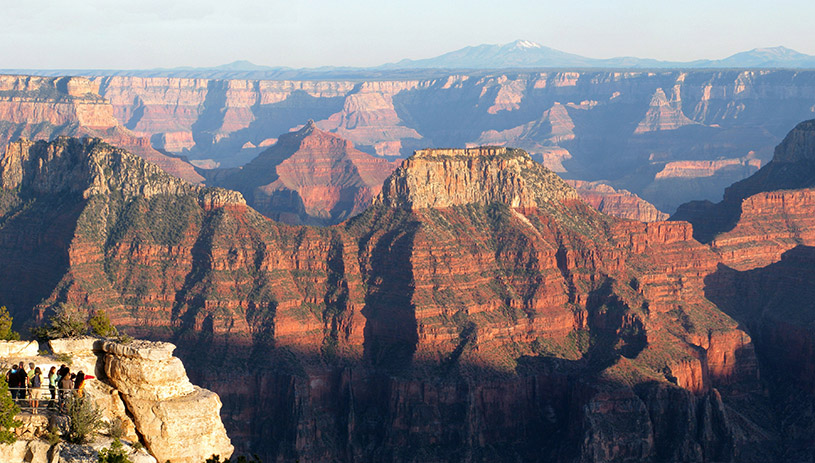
(2, 0), (813, 69)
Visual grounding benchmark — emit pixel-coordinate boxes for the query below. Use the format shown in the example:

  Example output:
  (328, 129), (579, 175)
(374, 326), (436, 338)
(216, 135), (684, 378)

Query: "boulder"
(47, 338), (97, 356)
(122, 388), (233, 463)
(98, 341), (175, 362)
(101, 341), (233, 462)
(0, 439), (54, 463)
(104, 355), (194, 401)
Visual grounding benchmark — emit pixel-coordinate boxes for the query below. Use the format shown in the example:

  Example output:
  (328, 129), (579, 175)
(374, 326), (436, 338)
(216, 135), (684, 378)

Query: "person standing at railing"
(6, 363), (20, 401)
(74, 370), (95, 397)
(13, 362), (27, 405)
(58, 367), (72, 411)
(29, 367), (42, 414)
(47, 366), (57, 409)
(25, 362), (35, 402)
(17, 362), (28, 403)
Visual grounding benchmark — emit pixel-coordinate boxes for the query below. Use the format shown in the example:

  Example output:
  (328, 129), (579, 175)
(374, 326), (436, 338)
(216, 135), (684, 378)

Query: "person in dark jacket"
(58, 367), (73, 411)
(14, 362), (27, 404)
(6, 363), (19, 401)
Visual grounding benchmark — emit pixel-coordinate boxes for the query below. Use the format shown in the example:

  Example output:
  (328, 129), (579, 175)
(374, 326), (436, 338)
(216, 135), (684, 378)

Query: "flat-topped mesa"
(376, 146), (578, 209)
(0, 137), (244, 207)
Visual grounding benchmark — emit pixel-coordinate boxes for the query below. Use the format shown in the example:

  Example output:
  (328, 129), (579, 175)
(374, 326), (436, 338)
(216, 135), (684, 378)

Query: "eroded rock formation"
(0, 137), (788, 461)
(208, 121), (396, 225)
(0, 75), (203, 183)
(566, 180), (669, 222)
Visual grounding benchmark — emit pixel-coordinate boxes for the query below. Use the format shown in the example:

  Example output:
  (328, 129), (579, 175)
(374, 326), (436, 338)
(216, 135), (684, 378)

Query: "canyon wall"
(5, 71), (815, 216)
(0, 138), (787, 461)
(0, 75), (203, 183)
(667, 119), (815, 460)
(82, 70), (815, 213)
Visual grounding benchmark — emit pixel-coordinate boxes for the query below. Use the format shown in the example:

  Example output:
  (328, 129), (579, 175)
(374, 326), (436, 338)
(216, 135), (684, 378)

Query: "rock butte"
(208, 120), (397, 225)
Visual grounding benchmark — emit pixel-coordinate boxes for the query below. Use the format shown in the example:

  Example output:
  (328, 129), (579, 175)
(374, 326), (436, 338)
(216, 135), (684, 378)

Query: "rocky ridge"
(673, 119), (815, 245)
(566, 180), (669, 222)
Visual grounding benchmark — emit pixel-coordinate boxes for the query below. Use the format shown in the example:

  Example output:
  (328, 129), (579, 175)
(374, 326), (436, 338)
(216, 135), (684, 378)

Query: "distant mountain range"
(4, 41), (815, 80)
(381, 40), (815, 70)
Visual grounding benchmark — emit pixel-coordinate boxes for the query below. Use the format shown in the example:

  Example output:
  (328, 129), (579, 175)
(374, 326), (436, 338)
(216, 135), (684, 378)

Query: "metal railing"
(6, 386), (74, 414)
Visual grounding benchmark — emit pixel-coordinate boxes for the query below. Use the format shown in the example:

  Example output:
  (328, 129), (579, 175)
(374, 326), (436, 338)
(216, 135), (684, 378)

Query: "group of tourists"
(5, 362), (94, 414)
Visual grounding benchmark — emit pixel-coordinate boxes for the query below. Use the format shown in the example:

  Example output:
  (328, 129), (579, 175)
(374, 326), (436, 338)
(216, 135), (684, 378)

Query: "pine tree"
(0, 306), (20, 341)
(0, 376), (21, 444)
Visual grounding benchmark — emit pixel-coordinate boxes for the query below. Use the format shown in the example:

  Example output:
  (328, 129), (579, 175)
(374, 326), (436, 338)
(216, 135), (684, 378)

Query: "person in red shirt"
(74, 370), (95, 397)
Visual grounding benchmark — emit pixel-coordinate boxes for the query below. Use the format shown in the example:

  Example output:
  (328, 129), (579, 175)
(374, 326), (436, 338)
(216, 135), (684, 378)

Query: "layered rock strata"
(0, 75), (203, 183)
(209, 121), (396, 225)
(70, 70), (815, 213)
(674, 119), (815, 248)
(0, 138), (805, 461)
(567, 180), (669, 222)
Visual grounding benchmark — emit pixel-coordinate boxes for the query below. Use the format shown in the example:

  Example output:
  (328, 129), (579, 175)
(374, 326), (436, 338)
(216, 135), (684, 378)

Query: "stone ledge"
(0, 340), (39, 357)
(98, 340), (176, 361)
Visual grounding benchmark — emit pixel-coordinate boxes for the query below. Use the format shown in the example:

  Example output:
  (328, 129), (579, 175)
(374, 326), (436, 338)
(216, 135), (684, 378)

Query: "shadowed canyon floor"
(3, 131), (815, 461)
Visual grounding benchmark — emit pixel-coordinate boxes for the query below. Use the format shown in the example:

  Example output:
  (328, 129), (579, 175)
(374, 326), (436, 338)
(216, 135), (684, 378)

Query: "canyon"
(2, 130), (815, 460)
(87, 70), (815, 214)
(3, 70), (815, 219)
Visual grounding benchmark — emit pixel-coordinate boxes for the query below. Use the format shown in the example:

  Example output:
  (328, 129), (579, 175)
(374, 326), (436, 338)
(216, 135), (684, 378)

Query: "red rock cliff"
(0, 139), (778, 462)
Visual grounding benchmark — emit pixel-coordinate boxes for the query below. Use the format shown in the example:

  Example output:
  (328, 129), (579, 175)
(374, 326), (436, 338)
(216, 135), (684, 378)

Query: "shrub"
(65, 394), (103, 444)
(98, 438), (133, 463)
(89, 310), (119, 338)
(45, 424), (61, 446)
(106, 417), (126, 439)
(206, 455), (262, 463)
(48, 304), (88, 338)
(0, 306), (20, 341)
(0, 376), (21, 444)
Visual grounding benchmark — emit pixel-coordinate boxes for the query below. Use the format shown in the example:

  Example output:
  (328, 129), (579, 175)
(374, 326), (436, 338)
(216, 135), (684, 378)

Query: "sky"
(1, 0), (814, 69)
